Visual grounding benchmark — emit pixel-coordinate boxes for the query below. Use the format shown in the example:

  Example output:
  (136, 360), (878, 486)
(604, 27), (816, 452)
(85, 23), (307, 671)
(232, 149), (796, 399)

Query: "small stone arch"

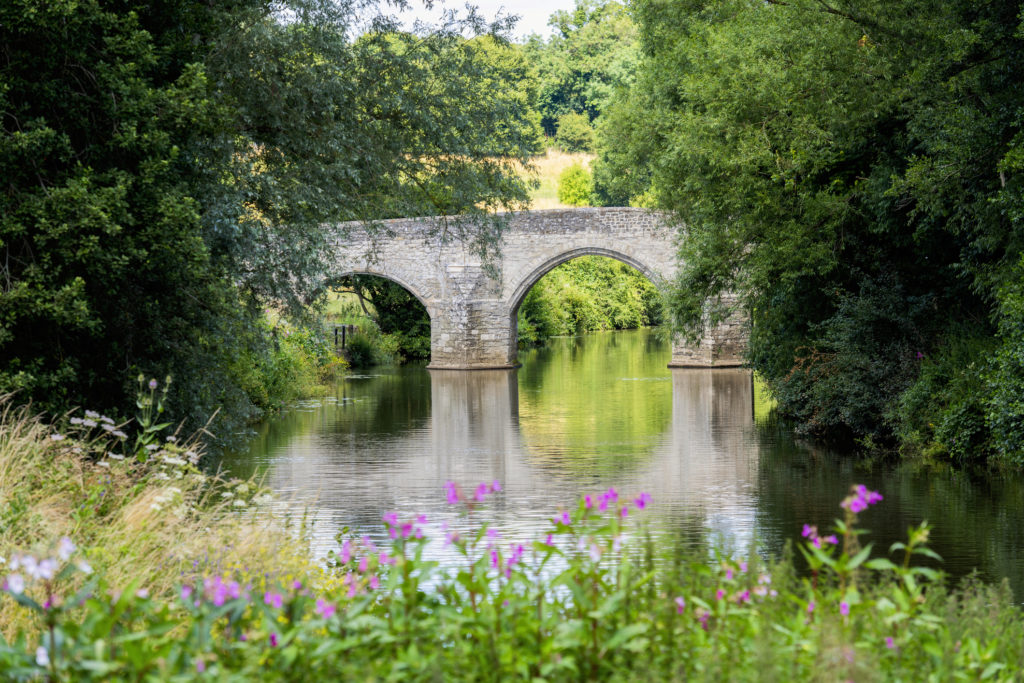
(326, 270), (437, 322)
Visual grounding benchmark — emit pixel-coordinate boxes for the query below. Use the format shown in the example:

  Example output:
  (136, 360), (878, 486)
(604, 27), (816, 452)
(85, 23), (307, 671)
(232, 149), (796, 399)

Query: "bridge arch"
(326, 269), (437, 321)
(505, 247), (667, 316)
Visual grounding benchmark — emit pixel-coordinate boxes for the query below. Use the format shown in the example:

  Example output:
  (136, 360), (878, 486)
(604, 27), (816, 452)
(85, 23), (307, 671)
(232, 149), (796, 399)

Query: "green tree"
(607, 0), (1024, 450)
(523, 0), (638, 136)
(0, 0), (540, 435)
(555, 112), (595, 152)
(557, 163), (594, 206)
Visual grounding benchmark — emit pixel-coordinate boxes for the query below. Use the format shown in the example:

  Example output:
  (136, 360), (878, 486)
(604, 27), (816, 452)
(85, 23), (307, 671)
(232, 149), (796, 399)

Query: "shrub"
(2, 478), (1023, 680)
(554, 112), (595, 152)
(344, 332), (377, 367)
(557, 163), (594, 207)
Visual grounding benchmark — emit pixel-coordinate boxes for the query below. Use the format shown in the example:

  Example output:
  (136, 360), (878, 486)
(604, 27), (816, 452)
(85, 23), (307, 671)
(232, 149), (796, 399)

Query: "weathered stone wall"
(328, 207), (748, 368)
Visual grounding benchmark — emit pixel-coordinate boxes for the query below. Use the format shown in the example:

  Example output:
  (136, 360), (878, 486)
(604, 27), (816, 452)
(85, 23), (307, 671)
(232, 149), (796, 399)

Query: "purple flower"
(149, 379), (158, 390)
(315, 598), (336, 619)
(369, 575), (380, 590)
(544, 534), (554, 546)
(737, 590), (751, 603)
(269, 633), (278, 648)
(823, 535), (839, 545)
(620, 504), (629, 518)
(840, 601), (850, 616)
(801, 524), (816, 539)
(553, 511), (570, 526)
(490, 548), (500, 570)
(292, 580), (302, 591)
(807, 601), (815, 614)
(584, 494), (593, 509)
(675, 596), (686, 613)
(358, 557), (369, 573)
(339, 540), (352, 564)
(885, 636), (896, 650)
(444, 481), (460, 504)
(715, 588), (725, 600)
(475, 483), (489, 502)
(382, 511), (399, 527)
(264, 591), (283, 608)
(491, 480), (502, 493)
(634, 492), (652, 510)
(181, 585), (193, 601)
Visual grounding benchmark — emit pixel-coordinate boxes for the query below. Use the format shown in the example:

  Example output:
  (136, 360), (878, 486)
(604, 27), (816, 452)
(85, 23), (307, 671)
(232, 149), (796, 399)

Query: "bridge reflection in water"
(232, 339), (761, 559)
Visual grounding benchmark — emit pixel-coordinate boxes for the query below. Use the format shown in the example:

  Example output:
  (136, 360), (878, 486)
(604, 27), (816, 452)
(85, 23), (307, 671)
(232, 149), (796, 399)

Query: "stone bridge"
(328, 207), (747, 369)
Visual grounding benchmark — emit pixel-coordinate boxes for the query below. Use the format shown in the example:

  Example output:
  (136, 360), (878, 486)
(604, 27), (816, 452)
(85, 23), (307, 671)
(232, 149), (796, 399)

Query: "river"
(220, 328), (1024, 595)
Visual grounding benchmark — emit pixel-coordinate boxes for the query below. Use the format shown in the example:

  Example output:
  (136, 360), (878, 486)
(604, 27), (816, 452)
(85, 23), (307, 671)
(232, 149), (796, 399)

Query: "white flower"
(85, 410), (100, 419)
(5, 573), (24, 594)
(136, 588), (149, 599)
(101, 423), (115, 432)
(96, 461), (110, 468)
(235, 483), (249, 494)
(0, 555), (5, 566)
(49, 434), (65, 442)
(82, 419), (97, 428)
(220, 491), (234, 499)
(72, 447), (83, 454)
(160, 455), (186, 467)
(36, 558), (58, 581)
(57, 537), (76, 561)
(145, 444), (159, 452)
(165, 436), (178, 443)
(100, 416), (114, 425)
(70, 417), (83, 425)
(111, 430), (128, 439)
(108, 453), (125, 461)
(35, 646), (49, 668)
(232, 500), (247, 508)
(76, 560), (92, 575)
(153, 472), (170, 481)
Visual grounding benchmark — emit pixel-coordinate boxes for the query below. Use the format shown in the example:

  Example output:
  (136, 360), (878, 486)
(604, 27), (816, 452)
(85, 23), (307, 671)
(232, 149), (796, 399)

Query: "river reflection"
(221, 329), (1024, 594)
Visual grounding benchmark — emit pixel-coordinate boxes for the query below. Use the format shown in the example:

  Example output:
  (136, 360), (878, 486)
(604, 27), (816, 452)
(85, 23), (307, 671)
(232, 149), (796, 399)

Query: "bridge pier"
(669, 297), (748, 368)
(427, 301), (520, 370)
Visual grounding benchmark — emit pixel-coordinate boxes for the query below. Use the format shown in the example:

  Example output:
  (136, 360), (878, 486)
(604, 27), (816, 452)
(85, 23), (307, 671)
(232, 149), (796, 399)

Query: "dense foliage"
(599, 0), (1024, 460)
(518, 256), (662, 346)
(0, 0), (539, 437)
(2, 405), (1021, 681)
(522, 1), (637, 138)
(556, 163), (594, 206)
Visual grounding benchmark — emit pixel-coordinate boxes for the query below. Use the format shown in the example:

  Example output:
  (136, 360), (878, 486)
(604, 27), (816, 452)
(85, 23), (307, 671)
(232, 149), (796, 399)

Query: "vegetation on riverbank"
(2, 399), (1022, 680)
(590, 0), (1024, 465)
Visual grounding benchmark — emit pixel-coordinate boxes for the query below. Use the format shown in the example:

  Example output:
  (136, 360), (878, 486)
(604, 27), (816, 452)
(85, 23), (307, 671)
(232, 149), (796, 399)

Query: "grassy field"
(524, 148), (595, 209)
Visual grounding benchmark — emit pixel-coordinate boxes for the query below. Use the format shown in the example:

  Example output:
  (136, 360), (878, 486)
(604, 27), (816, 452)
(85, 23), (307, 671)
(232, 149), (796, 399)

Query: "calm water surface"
(221, 329), (1024, 594)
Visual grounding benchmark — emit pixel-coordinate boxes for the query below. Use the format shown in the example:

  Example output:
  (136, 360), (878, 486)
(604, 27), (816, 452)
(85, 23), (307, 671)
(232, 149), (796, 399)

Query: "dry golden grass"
(519, 148), (595, 210)
(0, 400), (317, 639)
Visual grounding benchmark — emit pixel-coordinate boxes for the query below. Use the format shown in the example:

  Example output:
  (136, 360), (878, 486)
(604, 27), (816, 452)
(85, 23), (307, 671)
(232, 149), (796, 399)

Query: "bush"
(557, 163), (594, 207)
(3, 476), (1023, 680)
(554, 112), (595, 152)
(344, 333), (377, 368)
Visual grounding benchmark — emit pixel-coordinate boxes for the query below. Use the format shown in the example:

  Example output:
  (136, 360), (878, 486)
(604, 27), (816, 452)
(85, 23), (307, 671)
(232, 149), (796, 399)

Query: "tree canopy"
(601, 0), (1024, 459)
(0, 0), (539, 433)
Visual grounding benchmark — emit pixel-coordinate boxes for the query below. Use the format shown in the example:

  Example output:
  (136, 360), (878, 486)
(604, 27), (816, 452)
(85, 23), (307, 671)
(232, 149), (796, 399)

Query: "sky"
(395, 0), (578, 41)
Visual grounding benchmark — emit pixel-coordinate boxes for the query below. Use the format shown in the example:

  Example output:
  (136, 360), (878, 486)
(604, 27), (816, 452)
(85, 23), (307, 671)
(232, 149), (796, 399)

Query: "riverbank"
(3, 383), (1023, 678)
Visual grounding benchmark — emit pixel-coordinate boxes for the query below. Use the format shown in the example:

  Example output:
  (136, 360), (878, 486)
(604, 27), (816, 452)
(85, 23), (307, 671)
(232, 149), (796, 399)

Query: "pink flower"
(620, 504), (629, 518)
(634, 492), (652, 510)
(369, 575), (380, 590)
(675, 596), (686, 613)
(358, 557), (369, 573)
(544, 534), (553, 546)
(315, 598), (336, 619)
(840, 601), (850, 616)
(444, 481), (459, 504)
(823, 535), (839, 545)
(264, 591), (283, 609)
(491, 480), (501, 493)
(269, 633), (279, 647)
(584, 494), (593, 509)
(715, 589), (725, 600)
(885, 636), (897, 650)
(807, 601), (815, 614)
(475, 483), (489, 502)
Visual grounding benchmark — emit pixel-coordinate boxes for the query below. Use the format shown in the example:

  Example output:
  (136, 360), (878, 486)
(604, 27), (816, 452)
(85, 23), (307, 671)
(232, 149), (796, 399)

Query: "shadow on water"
(219, 329), (1024, 594)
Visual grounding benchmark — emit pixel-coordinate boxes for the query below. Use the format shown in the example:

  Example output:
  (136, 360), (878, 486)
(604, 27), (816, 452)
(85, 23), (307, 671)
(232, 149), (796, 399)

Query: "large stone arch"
(505, 246), (668, 315)
(327, 208), (747, 369)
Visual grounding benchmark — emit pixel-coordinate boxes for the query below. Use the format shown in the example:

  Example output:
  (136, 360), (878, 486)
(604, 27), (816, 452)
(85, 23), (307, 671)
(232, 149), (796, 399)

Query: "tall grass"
(0, 398), (314, 641)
